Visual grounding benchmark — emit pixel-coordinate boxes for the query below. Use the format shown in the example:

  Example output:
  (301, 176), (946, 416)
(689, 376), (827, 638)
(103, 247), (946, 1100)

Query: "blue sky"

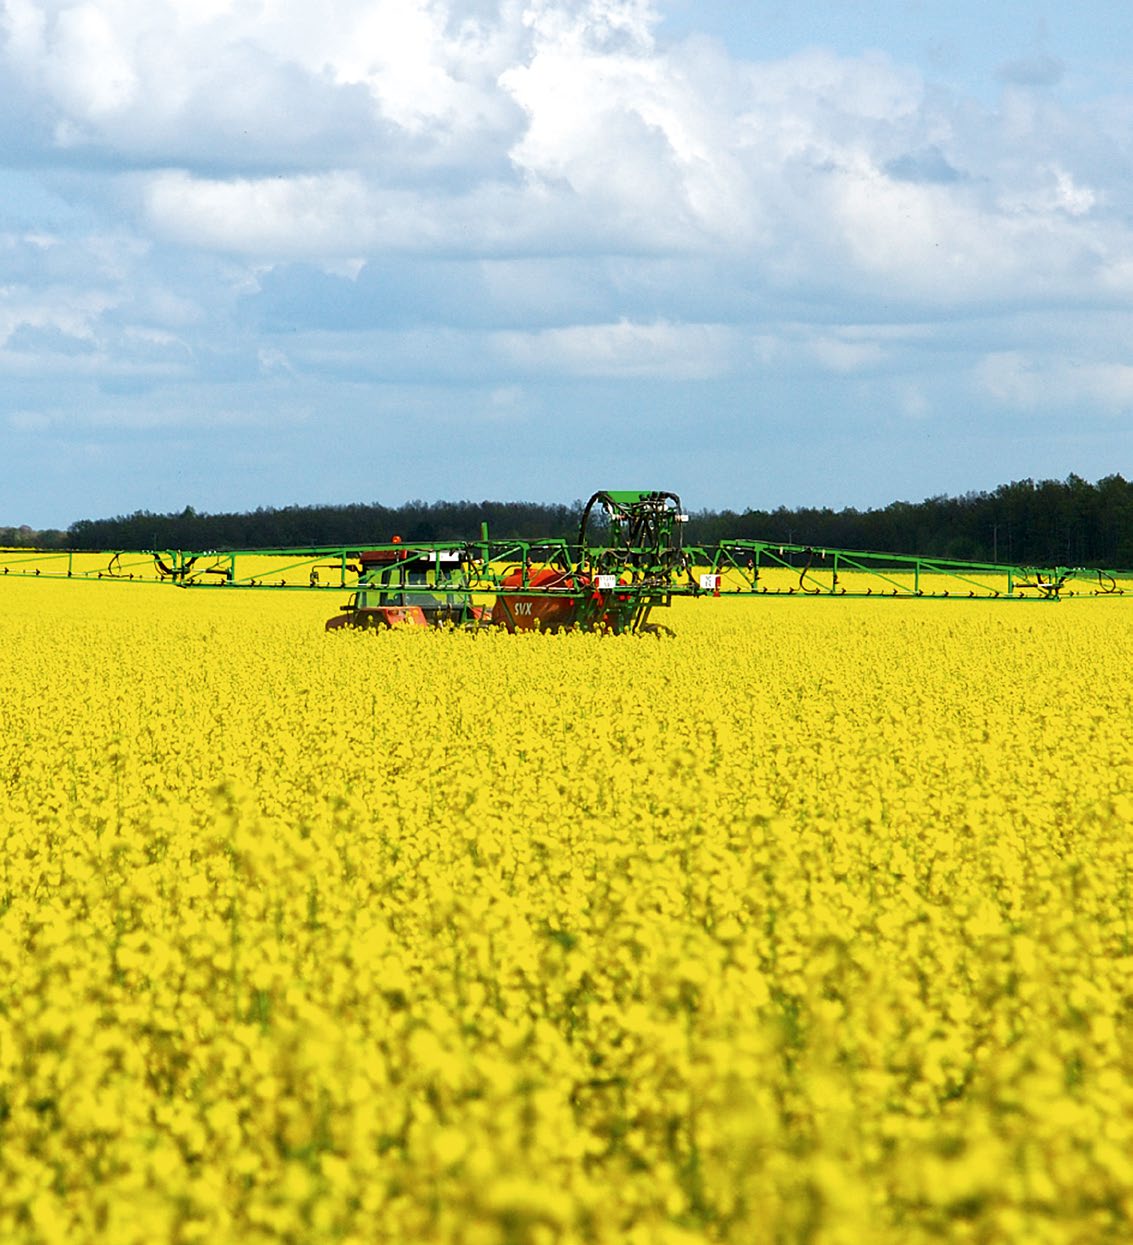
(1, 0), (1131, 528)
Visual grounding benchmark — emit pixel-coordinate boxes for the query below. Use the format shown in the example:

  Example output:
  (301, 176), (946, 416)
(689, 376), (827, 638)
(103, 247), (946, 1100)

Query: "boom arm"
(4, 487), (1126, 635)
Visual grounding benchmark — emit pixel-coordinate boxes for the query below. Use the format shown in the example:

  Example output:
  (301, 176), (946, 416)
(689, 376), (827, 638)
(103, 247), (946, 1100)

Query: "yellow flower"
(1, 577), (1131, 1242)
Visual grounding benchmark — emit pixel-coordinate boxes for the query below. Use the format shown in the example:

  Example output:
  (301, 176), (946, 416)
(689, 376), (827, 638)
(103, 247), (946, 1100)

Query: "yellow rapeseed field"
(1, 578), (1132, 1244)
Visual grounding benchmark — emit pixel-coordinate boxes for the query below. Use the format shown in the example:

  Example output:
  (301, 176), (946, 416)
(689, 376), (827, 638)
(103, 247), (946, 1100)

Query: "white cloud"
(44, 2), (139, 123)
(0, 265), (207, 383)
(4, 0), (1133, 527)
(0, 282), (114, 346)
(1, 0), (523, 159)
(977, 351), (1133, 413)
(484, 382), (526, 421)
(143, 171), (377, 256)
(998, 164), (1098, 218)
(808, 334), (886, 373)
(257, 345), (294, 375)
(501, 13), (758, 248)
(4, 0), (1126, 318)
(896, 382), (929, 421)
(494, 318), (737, 378)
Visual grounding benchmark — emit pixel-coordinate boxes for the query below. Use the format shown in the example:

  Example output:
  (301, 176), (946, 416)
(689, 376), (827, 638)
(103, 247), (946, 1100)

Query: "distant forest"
(6, 474), (1133, 567)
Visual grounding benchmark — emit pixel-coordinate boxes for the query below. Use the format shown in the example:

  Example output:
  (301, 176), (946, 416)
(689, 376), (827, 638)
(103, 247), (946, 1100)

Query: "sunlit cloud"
(1, 0), (1132, 523)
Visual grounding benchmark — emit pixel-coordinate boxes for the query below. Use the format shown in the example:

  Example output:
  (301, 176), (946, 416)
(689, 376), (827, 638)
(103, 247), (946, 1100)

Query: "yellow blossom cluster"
(1, 578), (1132, 1243)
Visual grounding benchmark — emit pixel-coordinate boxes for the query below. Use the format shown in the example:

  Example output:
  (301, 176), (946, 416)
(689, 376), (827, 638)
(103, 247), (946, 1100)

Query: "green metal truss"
(3, 488), (1129, 635)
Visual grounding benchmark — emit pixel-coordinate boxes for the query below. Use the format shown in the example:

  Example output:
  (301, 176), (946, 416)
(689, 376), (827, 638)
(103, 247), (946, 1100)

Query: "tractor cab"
(325, 544), (485, 630)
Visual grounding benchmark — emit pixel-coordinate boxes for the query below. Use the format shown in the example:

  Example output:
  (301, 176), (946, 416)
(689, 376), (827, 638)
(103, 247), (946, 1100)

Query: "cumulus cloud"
(5, 0), (1127, 306)
(2, 0), (518, 160)
(2, 0), (1133, 526)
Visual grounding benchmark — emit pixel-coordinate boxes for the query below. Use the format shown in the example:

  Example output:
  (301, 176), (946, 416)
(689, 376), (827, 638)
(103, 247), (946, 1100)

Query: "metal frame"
(4, 487), (1129, 633)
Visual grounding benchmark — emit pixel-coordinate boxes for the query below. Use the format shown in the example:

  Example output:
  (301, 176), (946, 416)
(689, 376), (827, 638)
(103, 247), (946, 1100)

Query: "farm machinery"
(326, 491), (688, 634)
(3, 489), (1126, 635)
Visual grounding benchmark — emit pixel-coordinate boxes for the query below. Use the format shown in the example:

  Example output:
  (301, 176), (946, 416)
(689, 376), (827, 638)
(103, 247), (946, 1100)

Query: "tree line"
(685, 474), (1133, 567)
(6, 473), (1132, 567)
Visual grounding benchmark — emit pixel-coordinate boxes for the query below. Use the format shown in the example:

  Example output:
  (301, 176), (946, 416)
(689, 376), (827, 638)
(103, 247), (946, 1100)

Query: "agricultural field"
(1, 578), (1132, 1243)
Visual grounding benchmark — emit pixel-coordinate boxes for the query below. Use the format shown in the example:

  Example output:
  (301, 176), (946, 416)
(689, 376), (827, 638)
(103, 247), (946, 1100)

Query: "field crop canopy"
(1, 579), (1132, 1243)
